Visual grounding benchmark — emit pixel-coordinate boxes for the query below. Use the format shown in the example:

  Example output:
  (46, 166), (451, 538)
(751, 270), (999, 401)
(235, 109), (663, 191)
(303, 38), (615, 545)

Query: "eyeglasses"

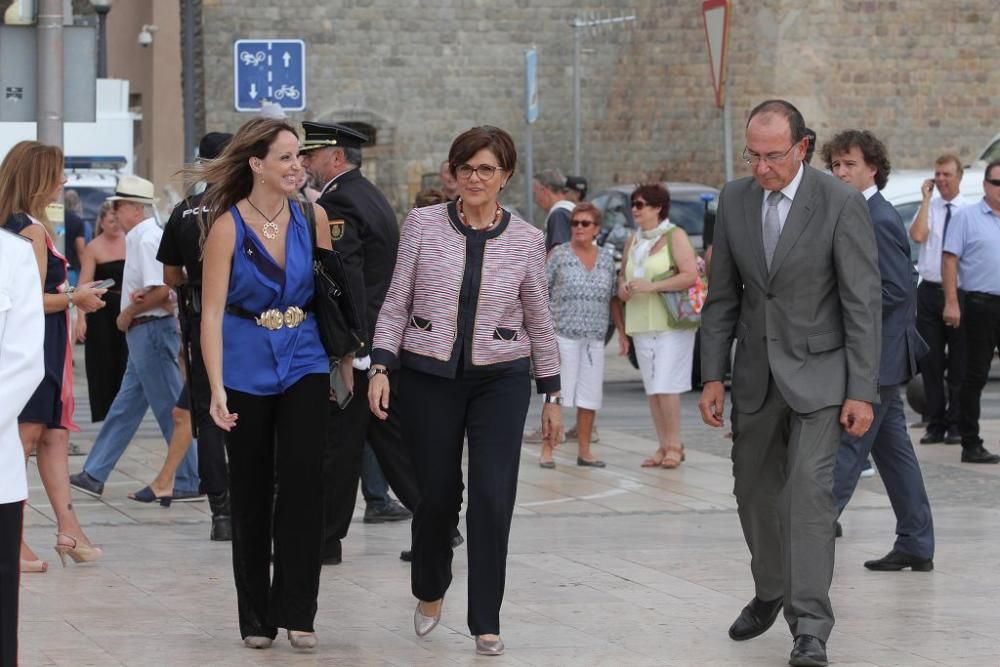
(986, 178), (1000, 187)
(631, 200), (650, 210)
(570, 219), (595, 227)
(742, 143), (798, 166)
(456, 164), (505, 181)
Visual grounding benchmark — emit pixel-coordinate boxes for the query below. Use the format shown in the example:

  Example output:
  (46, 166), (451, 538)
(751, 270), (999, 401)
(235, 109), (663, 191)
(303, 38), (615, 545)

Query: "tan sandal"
(641, 449), (666, 467)
(661, 445), (684, 469)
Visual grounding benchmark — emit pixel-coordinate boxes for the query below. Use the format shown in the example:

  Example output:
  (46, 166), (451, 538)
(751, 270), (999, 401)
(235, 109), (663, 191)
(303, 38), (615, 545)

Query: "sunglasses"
(570, 219), (596, 227)
(631, 200), (650, 210)
(987, 178), (1000, 187)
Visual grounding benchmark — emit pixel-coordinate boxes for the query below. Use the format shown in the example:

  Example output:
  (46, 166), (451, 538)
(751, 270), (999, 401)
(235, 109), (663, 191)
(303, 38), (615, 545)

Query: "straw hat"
(107, 174), (158, 205)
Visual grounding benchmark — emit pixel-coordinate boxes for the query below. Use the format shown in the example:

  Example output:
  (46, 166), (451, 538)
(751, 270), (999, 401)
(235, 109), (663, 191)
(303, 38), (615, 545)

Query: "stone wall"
(199, 0), (999, 218)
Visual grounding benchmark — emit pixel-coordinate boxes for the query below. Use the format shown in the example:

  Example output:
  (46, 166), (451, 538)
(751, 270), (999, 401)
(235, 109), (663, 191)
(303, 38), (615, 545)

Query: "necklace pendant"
(262, 221), (279, 240)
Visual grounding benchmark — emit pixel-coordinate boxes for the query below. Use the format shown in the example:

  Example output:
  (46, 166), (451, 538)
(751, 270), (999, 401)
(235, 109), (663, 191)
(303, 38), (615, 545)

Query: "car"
(589, 182), (719, 257)
(972, 132), (1000, 168)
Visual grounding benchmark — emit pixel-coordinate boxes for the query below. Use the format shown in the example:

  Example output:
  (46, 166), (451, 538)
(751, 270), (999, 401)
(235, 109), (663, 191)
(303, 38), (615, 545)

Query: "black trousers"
(0, 501), (22, 667)
(224, 373), (328, 639)
(400, 367), (530, 636)
(958, 292), (1000, 450)
(916, 281), (966, 433)
(183, 317), (227, 496)
(322, 370), (420, 555)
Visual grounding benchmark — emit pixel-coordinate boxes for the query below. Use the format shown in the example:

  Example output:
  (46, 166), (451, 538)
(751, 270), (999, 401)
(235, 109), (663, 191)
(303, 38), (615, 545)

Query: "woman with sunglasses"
(369, 126), (561, 657)
(618, 184), (699, 468)
(541, 202), (625, 469)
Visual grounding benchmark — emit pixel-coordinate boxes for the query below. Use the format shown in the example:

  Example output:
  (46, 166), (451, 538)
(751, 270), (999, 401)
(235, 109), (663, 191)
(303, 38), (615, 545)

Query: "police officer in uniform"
(299, 121), (421, 565)
(157, 132), (233, 540)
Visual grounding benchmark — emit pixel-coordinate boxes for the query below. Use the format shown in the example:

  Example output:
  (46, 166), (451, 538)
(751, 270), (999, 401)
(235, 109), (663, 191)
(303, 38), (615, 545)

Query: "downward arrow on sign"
(249, 83), (257, 99)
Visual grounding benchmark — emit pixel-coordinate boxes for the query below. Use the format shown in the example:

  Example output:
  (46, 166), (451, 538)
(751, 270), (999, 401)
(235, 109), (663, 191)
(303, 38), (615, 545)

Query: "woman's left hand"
(627, 278), (654, 294)
(541, 403), (564, 447)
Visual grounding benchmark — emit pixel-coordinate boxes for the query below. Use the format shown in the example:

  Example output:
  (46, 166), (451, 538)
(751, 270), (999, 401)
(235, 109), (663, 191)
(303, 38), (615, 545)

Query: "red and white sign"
(702, 0), (731, 108)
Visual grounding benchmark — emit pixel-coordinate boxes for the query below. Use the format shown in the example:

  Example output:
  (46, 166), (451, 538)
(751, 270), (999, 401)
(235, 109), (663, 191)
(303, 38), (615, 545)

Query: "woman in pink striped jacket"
(368, 126), (562, 657)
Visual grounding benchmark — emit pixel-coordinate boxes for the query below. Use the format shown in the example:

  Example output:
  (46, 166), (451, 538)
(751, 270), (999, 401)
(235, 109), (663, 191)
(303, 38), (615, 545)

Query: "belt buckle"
(284, 306), (305, 328)
(256, 308), (284, 330)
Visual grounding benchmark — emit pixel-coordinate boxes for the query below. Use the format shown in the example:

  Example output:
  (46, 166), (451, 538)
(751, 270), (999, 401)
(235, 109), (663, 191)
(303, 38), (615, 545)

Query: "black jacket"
(315, 168), (399, 354)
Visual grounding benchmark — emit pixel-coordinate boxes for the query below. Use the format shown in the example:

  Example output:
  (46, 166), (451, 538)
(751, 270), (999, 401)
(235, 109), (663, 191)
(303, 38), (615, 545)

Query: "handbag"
(300, 200), (364, 359)
(658, 228), (707, 330)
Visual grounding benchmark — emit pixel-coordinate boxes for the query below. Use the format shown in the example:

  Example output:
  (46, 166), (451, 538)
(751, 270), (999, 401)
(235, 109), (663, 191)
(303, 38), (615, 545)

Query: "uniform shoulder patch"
(329, 219), (345, 242)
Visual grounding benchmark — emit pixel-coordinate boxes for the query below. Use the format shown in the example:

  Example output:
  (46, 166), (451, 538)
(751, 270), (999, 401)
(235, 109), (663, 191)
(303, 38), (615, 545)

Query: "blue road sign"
(524, 48), (539, 124)
(234, 39), (306, 112)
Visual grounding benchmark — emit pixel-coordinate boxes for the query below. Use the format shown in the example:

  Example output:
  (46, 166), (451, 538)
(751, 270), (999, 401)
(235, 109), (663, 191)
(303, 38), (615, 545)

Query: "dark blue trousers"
(833, 384), (935, 559)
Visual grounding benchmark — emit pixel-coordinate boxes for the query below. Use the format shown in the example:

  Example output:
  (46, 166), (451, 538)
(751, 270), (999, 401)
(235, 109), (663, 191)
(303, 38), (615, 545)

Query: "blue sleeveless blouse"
(222, 201), (328, 395)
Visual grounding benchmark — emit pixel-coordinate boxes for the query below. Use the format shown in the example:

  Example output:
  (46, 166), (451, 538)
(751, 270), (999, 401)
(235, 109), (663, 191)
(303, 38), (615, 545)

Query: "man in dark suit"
(699, 101), (882, 667)
(299, 121), (420, 565)
(822, 130), (935, 571)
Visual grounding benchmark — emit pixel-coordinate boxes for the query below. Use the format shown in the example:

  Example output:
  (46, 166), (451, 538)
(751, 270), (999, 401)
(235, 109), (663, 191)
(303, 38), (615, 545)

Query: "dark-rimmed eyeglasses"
(986, 178), (1000, 187)
(742, 143), (797, 166)
(570, 218), (595, 227)
(456, 164), (505, 181)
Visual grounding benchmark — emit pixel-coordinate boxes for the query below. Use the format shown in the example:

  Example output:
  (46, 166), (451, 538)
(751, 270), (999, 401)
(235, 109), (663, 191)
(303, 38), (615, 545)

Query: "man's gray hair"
(341, 146), (363, 168)
(534, 168), (567, 193)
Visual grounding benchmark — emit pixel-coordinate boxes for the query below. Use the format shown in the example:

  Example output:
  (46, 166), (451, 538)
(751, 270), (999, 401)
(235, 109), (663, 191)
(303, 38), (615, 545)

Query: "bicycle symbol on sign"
(240, 50), (266, 67)
(273, 84), (300, 101)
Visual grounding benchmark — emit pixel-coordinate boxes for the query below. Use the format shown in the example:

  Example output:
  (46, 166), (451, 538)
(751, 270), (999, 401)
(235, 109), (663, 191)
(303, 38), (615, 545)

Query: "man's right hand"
(698, 380), (726, 428)
(943, 300), (961, 328)
(922, 178), (935, 200)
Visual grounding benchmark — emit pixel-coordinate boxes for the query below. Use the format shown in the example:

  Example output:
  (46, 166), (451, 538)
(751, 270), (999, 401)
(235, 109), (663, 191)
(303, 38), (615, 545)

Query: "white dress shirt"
(0, 230), (45, 504)
(916, 196), (962, 283)
(761, 162), (805, 233)
(862, 184), (879, 201)
(122, 217), (172, 317)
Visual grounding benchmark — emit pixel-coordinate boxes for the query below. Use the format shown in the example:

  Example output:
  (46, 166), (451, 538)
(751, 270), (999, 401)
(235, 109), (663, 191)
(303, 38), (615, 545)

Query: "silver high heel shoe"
(242, 635), (273, 649)
(414, 599), (443, 637)
(475, 635), (505, 656)
(287, 630), (318, 649)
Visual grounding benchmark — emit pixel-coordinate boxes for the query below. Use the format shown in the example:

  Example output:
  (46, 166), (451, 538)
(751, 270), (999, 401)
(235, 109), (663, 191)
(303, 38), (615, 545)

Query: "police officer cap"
(565, 175), (588, 198)
(198, 132), (233, 161)
(300, 121), (369, 152)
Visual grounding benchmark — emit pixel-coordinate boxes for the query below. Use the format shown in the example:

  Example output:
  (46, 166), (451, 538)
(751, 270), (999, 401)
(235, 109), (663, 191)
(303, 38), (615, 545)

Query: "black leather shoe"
(69, 471), (105, 498)
(944, 428), (962, 445)
(728, 596), (783, 641)
(961, 445), (1000, 463)
(789, 634), (828, 666)
(364, 499), (413, 523)
(451, 530), (464, 548)
(321, 540), (342, 565)
(399, 549), (413, 562)
(864, 549), (933, 571)
(919, 430), (944, 444)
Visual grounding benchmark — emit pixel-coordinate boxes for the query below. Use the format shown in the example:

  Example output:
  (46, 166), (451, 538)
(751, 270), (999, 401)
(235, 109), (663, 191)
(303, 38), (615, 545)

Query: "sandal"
(641, 449), (667, 467)
(661, 445), (684, 469)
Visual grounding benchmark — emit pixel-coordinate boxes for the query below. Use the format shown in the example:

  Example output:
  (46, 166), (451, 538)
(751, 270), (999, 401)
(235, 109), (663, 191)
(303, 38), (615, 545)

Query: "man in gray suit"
(822, 130), (934, 572)
(699, 100), (881, 667)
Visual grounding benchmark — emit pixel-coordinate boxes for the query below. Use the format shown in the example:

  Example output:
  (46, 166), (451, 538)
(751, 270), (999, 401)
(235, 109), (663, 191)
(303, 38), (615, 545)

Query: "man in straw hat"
(71, 175), (201, 503)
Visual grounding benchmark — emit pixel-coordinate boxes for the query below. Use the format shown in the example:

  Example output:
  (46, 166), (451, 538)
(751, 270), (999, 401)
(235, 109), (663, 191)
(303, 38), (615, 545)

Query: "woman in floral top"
(543, 202), (626, 468)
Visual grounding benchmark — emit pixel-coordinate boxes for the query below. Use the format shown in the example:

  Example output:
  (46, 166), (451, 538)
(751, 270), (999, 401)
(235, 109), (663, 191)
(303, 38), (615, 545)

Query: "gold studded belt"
(226, 304), (310, 331)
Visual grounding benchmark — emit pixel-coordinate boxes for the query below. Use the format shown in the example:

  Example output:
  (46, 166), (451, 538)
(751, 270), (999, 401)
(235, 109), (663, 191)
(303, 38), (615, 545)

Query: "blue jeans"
(360, 443), (390, 506)
(82, 317), (199, 492)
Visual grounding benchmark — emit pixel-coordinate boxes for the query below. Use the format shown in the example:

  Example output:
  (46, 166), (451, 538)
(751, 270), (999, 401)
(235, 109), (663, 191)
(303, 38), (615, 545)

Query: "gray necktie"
(763, 190), (783, 270)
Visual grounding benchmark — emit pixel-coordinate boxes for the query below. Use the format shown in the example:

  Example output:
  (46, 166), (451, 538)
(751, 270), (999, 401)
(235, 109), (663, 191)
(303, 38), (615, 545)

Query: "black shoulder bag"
(300, 200), (363, 360)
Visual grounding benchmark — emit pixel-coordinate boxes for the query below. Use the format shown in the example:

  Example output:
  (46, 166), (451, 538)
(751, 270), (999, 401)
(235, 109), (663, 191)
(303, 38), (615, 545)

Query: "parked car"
(590, 182), (719, 258)
(972, 132), (1000, 168)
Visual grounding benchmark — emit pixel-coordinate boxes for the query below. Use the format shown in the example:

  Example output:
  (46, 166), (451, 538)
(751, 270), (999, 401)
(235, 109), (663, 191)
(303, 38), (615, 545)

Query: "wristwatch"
(543, 394), (563, 405)
(367, 367), (389, 380)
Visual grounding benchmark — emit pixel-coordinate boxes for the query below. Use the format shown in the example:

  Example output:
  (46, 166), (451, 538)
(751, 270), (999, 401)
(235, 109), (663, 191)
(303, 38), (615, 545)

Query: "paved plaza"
(18, 346), (1000, 666)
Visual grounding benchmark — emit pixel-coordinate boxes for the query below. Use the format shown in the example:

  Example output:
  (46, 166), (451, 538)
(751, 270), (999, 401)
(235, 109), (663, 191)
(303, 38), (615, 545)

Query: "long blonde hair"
(0, 140), (64, 232)
(180, 117), (299, 246)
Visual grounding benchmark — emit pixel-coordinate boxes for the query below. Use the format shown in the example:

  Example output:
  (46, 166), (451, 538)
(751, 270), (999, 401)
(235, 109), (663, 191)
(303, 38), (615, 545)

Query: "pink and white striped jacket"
(371, 202), (560, 393)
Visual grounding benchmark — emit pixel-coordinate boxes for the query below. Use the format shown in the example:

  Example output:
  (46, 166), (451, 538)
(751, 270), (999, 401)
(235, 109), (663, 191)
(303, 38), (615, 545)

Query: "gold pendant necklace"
(247, 197), (285, 240)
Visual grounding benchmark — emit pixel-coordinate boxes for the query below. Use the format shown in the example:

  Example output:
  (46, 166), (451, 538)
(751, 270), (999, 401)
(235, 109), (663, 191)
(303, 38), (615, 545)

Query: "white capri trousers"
(556, 336), (606, 410)
(632, 329), (697, 395)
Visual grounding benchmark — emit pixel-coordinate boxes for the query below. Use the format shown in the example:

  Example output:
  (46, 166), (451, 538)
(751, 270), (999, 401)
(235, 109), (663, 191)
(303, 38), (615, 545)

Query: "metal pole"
(572, 20), (581, 175)
(525, 124), (534, 225)
(37, 0), (63, 148)
(181, 0), (197, 163)
(95, 6), (109, 78)
(723, 84), (733, 183)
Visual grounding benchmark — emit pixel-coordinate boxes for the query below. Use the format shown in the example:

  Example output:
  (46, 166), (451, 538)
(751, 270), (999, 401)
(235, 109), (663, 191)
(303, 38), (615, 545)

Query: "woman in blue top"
(195, 118), (350, 651)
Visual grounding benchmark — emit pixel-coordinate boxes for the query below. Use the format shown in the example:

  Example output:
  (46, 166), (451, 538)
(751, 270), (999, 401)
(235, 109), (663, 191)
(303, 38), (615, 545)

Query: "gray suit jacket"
(701, 165), (882, 415)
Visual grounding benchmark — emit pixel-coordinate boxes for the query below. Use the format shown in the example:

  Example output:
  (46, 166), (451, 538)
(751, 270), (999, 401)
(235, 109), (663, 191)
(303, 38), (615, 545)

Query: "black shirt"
(157, 190), (209, 285)
(64, 211), (85, 270)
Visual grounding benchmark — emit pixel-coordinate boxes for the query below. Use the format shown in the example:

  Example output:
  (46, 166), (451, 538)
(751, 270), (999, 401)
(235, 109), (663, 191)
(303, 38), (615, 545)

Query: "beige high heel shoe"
(53, 533), (103, 567)
(20, 558), (48, 573)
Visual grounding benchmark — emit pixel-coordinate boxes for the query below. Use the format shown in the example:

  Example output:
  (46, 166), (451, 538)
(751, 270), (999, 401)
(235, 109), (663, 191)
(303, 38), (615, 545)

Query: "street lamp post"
(90, 0), (112, 78)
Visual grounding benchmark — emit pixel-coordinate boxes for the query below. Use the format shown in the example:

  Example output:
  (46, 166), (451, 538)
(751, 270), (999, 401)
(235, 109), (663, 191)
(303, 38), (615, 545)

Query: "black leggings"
(400, 367), (531, 636)
(224, 373), (328, 639)
(0, 501), (23, 667)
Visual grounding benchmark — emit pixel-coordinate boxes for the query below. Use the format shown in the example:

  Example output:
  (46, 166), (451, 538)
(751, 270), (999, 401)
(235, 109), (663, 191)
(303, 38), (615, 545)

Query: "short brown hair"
(631, 183), (671, 221)
(571, 202), (603, 227)
(935, 153), (963, 178)
(820, 129), (892, 190)
(414, 188), (447, 208)
(448, 126), (517, 177)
